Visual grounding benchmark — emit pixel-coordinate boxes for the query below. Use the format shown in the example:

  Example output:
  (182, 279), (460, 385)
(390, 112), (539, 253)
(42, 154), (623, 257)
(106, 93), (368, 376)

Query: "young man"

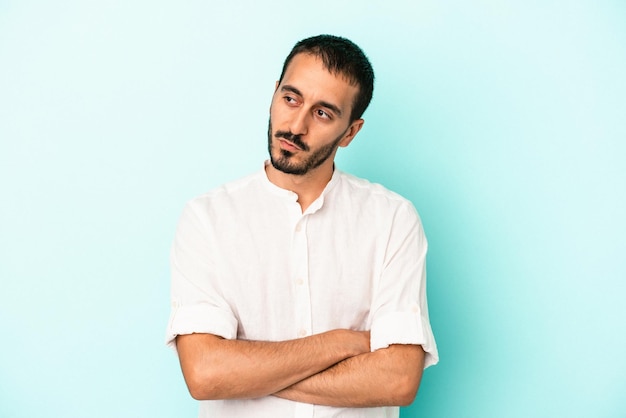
(166, 34), (438, 418)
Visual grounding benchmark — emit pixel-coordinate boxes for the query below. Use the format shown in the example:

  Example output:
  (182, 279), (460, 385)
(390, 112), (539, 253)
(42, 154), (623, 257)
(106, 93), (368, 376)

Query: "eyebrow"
(281, 85), (344, 118)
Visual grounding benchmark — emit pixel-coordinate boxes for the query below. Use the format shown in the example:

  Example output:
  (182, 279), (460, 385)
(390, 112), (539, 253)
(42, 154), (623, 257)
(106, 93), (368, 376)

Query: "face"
(268, 53), (364, 176)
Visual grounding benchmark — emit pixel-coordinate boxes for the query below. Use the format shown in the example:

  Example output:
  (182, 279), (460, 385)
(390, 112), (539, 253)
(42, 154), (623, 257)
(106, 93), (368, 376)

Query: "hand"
(328, 329), (370, 358)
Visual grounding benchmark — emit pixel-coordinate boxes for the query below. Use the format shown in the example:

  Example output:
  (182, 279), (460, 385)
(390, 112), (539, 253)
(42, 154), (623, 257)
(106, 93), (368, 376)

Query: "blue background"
(1, 1), (625, 417)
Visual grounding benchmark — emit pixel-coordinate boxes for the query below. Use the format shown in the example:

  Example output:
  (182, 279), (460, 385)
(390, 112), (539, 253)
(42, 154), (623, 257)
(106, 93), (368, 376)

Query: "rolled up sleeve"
(369, 202), (439, 368)
(165, 200), (238, 352)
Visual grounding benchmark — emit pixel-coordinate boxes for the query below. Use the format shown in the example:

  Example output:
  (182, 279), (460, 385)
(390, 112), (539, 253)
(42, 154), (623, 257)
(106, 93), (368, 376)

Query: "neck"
(265, 160), (335, 213)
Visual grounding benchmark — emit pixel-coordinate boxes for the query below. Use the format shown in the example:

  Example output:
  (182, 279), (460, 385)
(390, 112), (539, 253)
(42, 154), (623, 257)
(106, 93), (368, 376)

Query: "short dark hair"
(278, 34), (375, 122)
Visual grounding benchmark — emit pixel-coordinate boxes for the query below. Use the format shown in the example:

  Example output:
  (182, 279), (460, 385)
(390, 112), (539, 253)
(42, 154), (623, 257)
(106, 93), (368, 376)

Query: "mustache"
(274, 130), (309, 151)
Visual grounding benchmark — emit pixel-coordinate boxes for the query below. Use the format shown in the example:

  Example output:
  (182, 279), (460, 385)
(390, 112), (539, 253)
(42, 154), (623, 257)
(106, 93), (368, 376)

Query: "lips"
(278, 138), (302, 152)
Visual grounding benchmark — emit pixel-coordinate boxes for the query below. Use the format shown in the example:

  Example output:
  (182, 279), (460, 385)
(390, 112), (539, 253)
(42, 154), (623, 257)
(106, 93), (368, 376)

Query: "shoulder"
(336, 172), (427, 249)
(336, 170), (418, 215)
(193, 170), (263, 202)
(183, 170), (265, 219)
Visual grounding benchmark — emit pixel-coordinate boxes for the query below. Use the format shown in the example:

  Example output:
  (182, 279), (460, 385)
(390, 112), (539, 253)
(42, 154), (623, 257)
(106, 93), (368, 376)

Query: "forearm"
(176, 330), (369, 400)
(274, 344), (425, 407)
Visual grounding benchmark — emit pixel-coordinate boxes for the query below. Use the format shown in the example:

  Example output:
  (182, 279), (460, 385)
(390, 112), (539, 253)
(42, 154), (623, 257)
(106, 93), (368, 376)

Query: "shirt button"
(295, 223), (302, 232)
(296, 278), (304, 286)
(298, 329), (307, 337)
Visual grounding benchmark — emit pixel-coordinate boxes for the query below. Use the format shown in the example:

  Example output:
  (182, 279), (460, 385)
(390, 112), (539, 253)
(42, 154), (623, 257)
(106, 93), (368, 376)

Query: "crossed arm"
(176, 330), (425, 407)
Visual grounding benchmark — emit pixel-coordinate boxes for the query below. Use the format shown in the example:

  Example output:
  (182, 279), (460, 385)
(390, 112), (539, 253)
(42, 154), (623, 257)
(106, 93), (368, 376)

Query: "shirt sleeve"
(369, 201), (439, 368)
(165, 200), (238, 352)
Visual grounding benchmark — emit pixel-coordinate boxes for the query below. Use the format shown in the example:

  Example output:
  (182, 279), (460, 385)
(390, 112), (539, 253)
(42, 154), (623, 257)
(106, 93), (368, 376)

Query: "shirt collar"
(261, 160), (342, 213)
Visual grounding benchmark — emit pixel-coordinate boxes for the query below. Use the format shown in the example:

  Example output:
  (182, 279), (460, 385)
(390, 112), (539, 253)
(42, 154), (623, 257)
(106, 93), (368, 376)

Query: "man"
(166, 34), (438, 418)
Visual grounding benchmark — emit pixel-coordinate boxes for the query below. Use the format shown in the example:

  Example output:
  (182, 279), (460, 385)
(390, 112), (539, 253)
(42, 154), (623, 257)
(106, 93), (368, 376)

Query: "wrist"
(324, 329), (370, 358)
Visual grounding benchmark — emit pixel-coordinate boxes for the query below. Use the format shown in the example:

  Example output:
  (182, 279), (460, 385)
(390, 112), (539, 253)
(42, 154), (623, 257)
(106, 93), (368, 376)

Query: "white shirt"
(166, 164), (438, 418)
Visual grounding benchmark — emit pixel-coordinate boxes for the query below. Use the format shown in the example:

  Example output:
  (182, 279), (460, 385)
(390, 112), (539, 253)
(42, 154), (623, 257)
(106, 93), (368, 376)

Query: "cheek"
(269, 103), (284, 126)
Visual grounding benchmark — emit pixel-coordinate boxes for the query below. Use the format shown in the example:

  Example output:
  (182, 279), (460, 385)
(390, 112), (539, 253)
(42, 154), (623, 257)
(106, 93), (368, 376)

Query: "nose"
(289, 107), (309, 136)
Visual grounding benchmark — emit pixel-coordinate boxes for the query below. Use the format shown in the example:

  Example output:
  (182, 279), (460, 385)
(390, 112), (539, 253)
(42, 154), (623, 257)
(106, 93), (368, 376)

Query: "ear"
(338, 119), (365, 148)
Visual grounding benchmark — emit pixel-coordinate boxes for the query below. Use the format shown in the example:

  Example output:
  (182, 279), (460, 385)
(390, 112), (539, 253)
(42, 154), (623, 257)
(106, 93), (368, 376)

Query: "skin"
(265, 53), (364, 212)
(177, 330), (371, 400)
(176, 52), (426, 407)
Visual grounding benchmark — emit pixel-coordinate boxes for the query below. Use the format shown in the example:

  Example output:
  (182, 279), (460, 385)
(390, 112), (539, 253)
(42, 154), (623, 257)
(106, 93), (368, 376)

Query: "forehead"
(279, 53), (359, 114)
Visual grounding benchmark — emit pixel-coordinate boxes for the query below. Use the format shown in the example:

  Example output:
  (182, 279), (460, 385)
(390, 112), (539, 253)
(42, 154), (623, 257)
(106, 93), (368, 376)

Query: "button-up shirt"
(166, 164), (438, 418)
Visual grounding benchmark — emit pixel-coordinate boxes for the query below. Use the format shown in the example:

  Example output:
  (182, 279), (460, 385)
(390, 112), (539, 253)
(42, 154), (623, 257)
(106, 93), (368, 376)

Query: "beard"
(267, 119), (345, 175)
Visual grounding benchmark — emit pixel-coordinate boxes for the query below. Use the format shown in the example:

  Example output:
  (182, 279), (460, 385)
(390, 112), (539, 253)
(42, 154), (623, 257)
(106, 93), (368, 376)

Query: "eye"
(315, 109), (331, 120)
(284, 96), (298, 106)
